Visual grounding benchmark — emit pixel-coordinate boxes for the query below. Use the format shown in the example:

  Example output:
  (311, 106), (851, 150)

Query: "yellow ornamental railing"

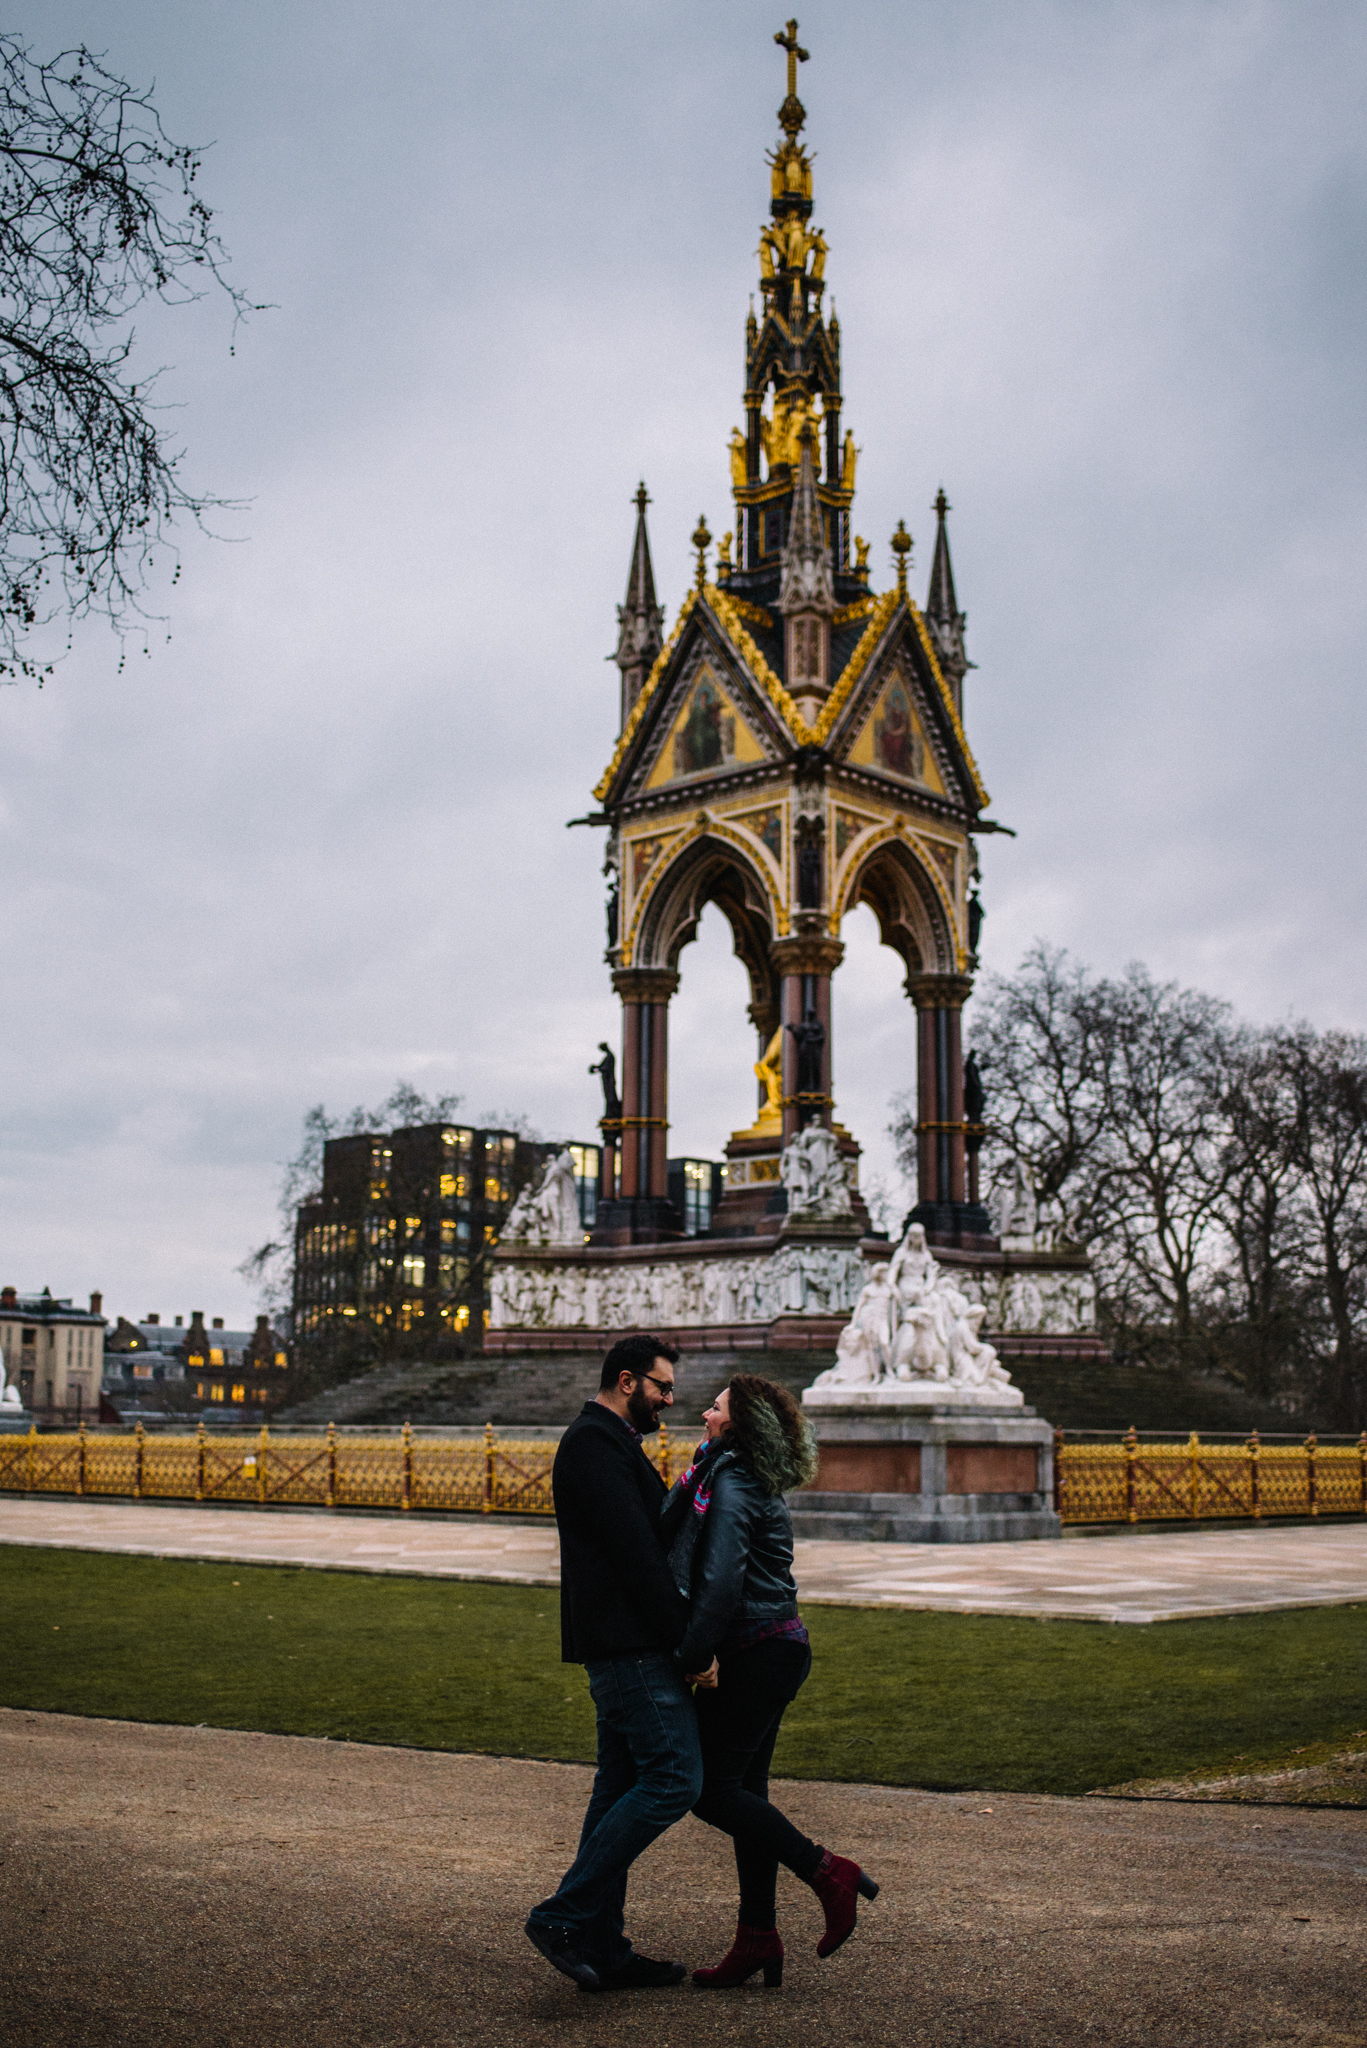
(4, 1421), (1364, 1530)
(0, 1420), (684, 1515)
(1054, 1429), (1367, 1525)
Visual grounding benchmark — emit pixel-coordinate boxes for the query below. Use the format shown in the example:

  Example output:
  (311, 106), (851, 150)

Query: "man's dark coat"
(554, 1401), (690, 1663)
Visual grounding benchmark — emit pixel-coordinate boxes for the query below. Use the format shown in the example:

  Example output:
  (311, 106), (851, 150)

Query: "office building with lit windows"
(292, 1122), (601, 1357)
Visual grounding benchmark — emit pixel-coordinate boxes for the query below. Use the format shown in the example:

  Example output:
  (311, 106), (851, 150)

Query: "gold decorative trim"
(706, 584), (814, 743)
(907, 602), (990, 810)
(593, 590), (698, 803)
(831, 595), (875, 627)
(812, 588), (899, 745)
(724, 594), (774, 630)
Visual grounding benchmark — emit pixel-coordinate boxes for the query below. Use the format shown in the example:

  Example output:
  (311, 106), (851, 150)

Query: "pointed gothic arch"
(632, 830), (781, 1034)
(836, 832), (957, 978)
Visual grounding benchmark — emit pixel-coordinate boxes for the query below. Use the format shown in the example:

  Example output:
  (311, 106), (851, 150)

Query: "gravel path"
(2, 1708), (1364, 2046)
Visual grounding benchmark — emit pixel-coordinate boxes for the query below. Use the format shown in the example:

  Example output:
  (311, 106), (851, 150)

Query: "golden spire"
(891, 520), (912, 596)
(774, 18), (810, 137)
(692, 515), (712, 589)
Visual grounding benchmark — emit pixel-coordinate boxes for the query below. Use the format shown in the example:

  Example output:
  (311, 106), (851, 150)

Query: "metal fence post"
(1307, 1432), (1318, 1517)
(26, 1421), (36, 1493)
(1248, 1431), (1260, 1519)
(1359, 1431), (1367, 1515)
(483, 1421), (494, 1515)
(257, 1423), (268, 1504)
(134, 1420), (145, 1500)
(1125, 1425), (1138, 1524)
(196, 1421), (206, 1502)
(402, 1419), (413, 1511)
(1053, 1429), (1064, 1515)
(327, 1421), (337, 1510)
(1189, 1431), (1201, 1521)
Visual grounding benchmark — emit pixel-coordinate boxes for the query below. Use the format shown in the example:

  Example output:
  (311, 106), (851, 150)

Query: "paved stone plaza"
(3, 1494), (1367, 1621)
(2, 1709), (1363, 2048)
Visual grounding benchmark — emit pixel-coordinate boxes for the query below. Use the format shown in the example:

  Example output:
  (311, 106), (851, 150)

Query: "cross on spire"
(774, 18), (809, 136)
(774, 18), (809, 97)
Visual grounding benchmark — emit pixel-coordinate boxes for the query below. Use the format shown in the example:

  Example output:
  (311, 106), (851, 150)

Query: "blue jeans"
(528, 1652), (703, 1968)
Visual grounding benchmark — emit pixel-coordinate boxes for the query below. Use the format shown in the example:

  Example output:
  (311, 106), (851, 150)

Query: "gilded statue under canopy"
(753, 1028), (784, 1127)
(729, 428), (748, 490)
(764, 389), (819, 472)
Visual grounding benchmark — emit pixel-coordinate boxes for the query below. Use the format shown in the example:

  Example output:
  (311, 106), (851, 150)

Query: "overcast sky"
(4, 0), (1365, 1325)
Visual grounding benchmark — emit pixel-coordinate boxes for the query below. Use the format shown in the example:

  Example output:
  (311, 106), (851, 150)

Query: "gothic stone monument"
(489, 23), (1101, 1537)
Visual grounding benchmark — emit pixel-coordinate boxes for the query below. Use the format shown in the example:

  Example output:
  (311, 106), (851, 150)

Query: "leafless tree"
(899, 946), (1367, 1424)
(0, 35), (255, 676)
(1278, 1027), (1367, 1428)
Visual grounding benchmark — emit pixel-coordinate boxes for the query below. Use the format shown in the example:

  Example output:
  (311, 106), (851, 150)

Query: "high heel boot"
(807, 1848), (880, 1958)
(691, 1921), (784, 1989)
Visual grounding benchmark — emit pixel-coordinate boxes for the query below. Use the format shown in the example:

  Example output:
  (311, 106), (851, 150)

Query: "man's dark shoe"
(578, 1953), (686, 1993)
(523, 1915), (601, 1991)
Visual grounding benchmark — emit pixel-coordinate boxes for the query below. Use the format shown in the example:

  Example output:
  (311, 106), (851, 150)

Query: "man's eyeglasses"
(638, 1372), (675, 1401)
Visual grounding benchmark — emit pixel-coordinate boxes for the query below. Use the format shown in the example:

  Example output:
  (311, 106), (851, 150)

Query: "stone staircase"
(274, 1350), (836, 1432)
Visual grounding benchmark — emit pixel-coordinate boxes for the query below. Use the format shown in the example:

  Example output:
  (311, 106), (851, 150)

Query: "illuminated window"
(231, 1384), (246, 1403)
(439, 1173), (456, 1198)
(402, 1253), (426, 1290)
(440, 1218), (456, 1244)
(484, 1175), (503, 1201)
(274, 1351), (287, 1368)
(254, 1389), (269, 1403)
(482, 1308), (491, 1329)
(210, 1384), (225, 1402)
(484, 1225), (496, 1244)
(196, 1381), (205, 1398)
(454, 1304), (470, 1332)
(209, 1348), (224, 1366)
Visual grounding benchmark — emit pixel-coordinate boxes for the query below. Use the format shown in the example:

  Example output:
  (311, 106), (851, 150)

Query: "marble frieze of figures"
(489, 1242), (870, 1332)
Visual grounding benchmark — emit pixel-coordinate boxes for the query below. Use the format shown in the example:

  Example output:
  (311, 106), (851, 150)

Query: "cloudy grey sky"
(4, 0), (1365, 1324)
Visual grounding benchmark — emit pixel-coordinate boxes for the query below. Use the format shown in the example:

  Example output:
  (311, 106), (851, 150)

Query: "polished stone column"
(590, 968), (680, 1243)
(904, 972), (992, 1245)
(770, 935), (844, 1142)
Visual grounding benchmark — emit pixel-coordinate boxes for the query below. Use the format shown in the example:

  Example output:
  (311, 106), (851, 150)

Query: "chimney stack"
(89, 1291), (103, 1317)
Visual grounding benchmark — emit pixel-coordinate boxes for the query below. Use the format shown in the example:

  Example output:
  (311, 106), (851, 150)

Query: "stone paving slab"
(3, 1709), (1365, 2047)
(3, 1492), (1367, 1621)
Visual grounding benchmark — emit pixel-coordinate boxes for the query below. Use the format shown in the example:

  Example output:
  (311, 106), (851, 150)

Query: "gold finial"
(891, 520), (912, 595)
(853, 534), (870, 580)
(692, 515), (712, 589)
(717, 530), (733, 579)
(774, 18), (809, 136)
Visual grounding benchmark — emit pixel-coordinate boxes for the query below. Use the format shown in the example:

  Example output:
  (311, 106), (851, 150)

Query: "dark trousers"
(528, 1652), (703, 1970)
(691, 1637), (821, 1930)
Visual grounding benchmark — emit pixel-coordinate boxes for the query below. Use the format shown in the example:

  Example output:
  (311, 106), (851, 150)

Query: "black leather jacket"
(663, 1447), (800, 1671)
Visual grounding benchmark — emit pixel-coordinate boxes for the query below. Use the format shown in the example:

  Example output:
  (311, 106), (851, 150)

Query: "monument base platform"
(790, 1489), (1061, 1543)
(798, 1398), (1061, 1543)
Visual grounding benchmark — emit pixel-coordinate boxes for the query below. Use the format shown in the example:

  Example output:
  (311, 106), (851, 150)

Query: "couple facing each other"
(524, 1333), (878, 1995)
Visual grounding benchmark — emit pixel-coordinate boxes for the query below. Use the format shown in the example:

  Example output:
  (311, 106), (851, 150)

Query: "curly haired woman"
(660, 1372), (879, 1989)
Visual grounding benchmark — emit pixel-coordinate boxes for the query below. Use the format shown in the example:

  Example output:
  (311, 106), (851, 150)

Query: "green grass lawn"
(4, 1545), (1365, 1796)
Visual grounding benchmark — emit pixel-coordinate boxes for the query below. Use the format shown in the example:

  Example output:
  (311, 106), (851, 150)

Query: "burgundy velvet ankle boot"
(807, 1849), (880, 1958)
(691, 1921), (784, 1988)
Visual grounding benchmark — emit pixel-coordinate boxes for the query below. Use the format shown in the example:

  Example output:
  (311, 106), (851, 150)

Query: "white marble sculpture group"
(780, 1124), (853, 1220)
(502, 1147), (584, 1247)
(808, 1223), (1023, 1407)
